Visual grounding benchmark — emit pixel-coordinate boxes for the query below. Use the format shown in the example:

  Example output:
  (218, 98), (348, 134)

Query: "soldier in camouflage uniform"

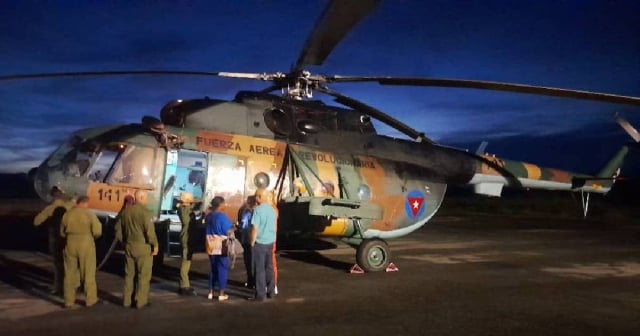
(59, 196), (102, 308)
(33, 186), (74, 295)
(115, 190), (159, 309)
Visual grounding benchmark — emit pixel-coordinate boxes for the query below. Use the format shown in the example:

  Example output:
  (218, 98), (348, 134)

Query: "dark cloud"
(0, 125), (68, 172)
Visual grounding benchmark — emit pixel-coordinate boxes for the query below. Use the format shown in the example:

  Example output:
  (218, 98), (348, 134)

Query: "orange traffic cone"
(385, 262), (399, 272)
(349, 264), (365, 274)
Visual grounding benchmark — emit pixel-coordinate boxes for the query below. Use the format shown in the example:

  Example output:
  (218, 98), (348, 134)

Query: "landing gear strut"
(356, 238), (391, 272)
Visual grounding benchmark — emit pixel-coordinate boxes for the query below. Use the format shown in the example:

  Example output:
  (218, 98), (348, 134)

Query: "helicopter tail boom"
(467, 117), (640, 196)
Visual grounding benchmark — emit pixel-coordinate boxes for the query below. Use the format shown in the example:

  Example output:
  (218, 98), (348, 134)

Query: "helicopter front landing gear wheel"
(356, 238), (391, 272)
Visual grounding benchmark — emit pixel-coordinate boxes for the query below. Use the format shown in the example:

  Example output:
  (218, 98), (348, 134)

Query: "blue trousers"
(209, 255), (229, 290)
(252, 243), (275, 299)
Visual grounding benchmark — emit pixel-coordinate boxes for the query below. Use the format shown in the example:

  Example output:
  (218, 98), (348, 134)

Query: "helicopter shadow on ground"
(277, 237), (353, 272)
(0, 254), (60, 306)
(0, 253), (119, 307)
(0, 211), (59, 304)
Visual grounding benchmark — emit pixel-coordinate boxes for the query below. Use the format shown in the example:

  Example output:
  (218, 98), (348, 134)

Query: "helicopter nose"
(27, 166), (38, 180)
(32, 165), (54, 201)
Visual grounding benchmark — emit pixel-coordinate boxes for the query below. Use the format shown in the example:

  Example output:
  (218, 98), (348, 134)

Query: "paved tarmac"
(1, 213), (640, 336)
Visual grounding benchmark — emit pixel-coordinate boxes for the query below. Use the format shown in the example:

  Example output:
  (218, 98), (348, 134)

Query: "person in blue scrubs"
(204, 196), (234, 301)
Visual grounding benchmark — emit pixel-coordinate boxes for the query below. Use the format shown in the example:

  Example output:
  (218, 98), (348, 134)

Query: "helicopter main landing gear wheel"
(356, 238), (391, 272)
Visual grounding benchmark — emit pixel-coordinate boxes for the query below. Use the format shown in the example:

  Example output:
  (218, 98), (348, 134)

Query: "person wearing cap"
(177, 192), (198, 295)
(115, 190), (159, 309)
(33, 186), (74, 295)
(59, 196), (102, 308)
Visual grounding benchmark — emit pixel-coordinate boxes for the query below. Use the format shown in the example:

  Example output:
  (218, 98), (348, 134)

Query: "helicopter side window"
(107, 145), (162, 188)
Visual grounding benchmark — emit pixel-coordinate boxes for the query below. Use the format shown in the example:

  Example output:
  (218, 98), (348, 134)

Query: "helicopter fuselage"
(30, 91), (620, 270)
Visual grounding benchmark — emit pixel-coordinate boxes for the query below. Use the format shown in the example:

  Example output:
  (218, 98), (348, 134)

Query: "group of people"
(178, 187), (278, 302)
(35, 185), (279, 309)
(35, 187), (159, 309)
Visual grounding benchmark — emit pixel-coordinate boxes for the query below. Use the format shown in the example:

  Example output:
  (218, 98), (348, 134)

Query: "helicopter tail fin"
(570, 117), (638, 193)
(596, 146), (629, 179)
(570, 146), (627, 193)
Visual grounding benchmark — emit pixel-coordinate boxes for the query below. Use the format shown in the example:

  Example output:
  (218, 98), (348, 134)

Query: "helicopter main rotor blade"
(293, 0), (380, 72)
(0, 70), (234, 81)
(317, 86), (524, 188)
(316, 86), (432, 144)
(615, 115), (640, 143)
(326, 76), (640, 106)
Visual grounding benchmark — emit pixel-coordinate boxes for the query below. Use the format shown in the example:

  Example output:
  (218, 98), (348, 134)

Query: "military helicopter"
(3, 0), (640, 272)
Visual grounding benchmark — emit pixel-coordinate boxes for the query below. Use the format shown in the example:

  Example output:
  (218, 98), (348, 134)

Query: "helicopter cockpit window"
(43, 136), (98, 177)
(44, 135), (81, 169)
(87, 144), (125, 182)
(107, 145), (163, 188)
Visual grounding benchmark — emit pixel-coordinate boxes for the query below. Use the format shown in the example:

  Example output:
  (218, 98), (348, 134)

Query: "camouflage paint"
(473, 154), (615, 193)
(34, 119), (625, 244)
(288, 144), (446, 238)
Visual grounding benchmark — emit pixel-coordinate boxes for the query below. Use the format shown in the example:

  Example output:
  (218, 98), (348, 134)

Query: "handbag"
(205, 234), (224, 256)
(224, 237), (234, 257)
(225, 236), (245, 269)
(206, 233), (242, 260)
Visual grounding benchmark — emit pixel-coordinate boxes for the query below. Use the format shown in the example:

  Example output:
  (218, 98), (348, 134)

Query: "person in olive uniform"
(177, 192), (198, 295)
(59, 196), (102, 308)
(115, 190), (159, 309)
(33, 186), (74, 295)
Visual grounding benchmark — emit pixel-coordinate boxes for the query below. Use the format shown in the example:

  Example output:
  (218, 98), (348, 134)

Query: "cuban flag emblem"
(405, 190), (426, 219)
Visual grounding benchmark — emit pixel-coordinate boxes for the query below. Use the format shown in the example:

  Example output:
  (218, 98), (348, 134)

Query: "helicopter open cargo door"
(204, 153), (247, 221)
(160, 149), (208, 257)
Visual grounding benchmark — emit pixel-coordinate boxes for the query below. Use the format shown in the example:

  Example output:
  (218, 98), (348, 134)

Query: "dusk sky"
(1, 0), (639, 174)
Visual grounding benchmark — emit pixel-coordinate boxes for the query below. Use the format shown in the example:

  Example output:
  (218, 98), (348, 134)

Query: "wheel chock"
(385, 262), (399, 272)
(349, 264), (365, 274)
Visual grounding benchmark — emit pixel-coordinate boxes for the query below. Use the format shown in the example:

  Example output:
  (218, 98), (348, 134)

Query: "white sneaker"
(274, 285), (278, 295)
(207, 292), (213, 300)
(218, 294), (229, 301)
